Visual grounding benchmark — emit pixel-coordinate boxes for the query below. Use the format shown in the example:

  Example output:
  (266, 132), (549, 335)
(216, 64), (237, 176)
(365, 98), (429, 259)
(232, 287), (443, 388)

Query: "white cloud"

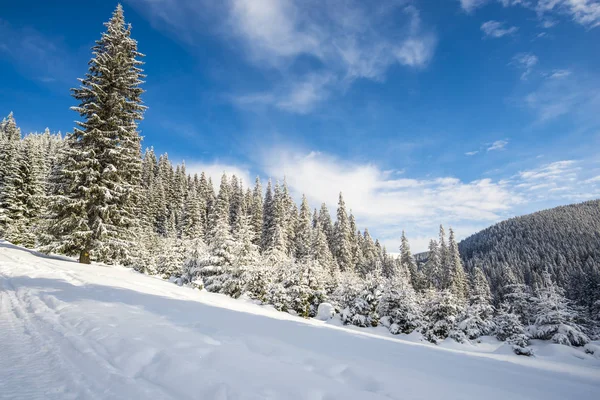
(231, 73), (334, 114)
(523, 71), (600, 123)
(259, 148), (522, 251)
(487, 139), (509, 151)
(536, 0), (600, 28)
(458, 0), (600, 28)
(512, 52), (539, 80)
(127, 0), (436, 114)
(518, 160), (578, 180)
(481, 20), (519, 37)
(549, 69), (572, 79)
(459, 0), (490, 13)
(465, 150), (479, 156)
(515, 160), (600, 201)
(585, 175), (600, 183)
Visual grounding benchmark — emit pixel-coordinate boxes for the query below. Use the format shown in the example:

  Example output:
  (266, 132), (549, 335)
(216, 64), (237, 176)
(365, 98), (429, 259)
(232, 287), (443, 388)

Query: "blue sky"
(1, 0), (600, 251)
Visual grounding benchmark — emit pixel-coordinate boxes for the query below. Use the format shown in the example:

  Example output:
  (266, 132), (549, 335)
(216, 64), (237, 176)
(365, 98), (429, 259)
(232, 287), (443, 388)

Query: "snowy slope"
(1, 241), (599, 400)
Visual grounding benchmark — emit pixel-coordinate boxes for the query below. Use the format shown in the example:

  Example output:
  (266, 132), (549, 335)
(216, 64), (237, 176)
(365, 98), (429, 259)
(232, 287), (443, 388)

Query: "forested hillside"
(459, 200), (600, 318)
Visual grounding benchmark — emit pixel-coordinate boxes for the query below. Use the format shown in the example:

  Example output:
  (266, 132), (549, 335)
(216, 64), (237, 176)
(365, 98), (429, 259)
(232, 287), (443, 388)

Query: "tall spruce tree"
(423, 239), (442, 289)
(294, 195), (312, 261)
(399, 231), (420, 290)
(250, 177), (263, 245)
(448, 228), (469, 303)
(45, 5), (146, 264)
(0, 113), (23, 237)
(333, 193), (353, 272)
(261, 179), (274, 252)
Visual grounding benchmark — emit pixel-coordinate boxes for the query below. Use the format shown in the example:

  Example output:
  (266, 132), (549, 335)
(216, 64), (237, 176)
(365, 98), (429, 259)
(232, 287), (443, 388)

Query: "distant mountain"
(458, 200), (600, 315)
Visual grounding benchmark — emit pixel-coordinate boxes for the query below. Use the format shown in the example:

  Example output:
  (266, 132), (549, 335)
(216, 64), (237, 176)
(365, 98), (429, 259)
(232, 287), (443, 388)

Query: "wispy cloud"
(459, 0), (600, 28)
(487, 139), (509, 151)
(585, 175), (600, 183)
(231, 72), (334, 114)
(465, 150), (479, 156)
(459, 0), (490, 13)
(481, 20), (519, 38)
(523, 71), (600, 123)
(127, 0), (436, 114)
(512, 52), (539, 80)
(518, 160), (578, 181)
(549, 69), (571, 79)
(535, 0), (600, 28)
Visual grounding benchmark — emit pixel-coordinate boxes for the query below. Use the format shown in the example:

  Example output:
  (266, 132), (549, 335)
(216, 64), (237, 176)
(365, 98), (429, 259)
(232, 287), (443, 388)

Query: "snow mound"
(316, 302), (335, 321)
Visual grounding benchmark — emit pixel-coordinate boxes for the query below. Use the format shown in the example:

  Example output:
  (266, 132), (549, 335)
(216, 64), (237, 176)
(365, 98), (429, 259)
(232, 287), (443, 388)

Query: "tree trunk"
(79, 249), (91, 264)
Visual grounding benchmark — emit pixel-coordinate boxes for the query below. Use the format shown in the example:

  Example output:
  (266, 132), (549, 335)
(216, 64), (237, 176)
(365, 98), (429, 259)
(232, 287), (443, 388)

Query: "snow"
(316, 302), (335, 321)
(1, 241), (599, 400)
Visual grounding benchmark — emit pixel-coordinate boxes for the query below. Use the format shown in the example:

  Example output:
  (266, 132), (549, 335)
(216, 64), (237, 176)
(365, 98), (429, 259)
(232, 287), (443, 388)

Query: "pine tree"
(423, 239), (442, 289)
(531, 271), (589, 346)
(222, 204), (260, 298)
(261, 179), (274, 252)
(294, 195), (312, 261)
(337, 270), (383, 327)
(250, 177), (263, 245)
(45, 5), (146, 264)
(200, 174), (236, 292)
(448, 228), (469, 303)
(318, 203), (334, 253)
(399, 231), (421, 290)
(229, 174), (243, 231)
(311, 209), (337, 292)
(422, 289), (462, 343)
(264, 181), (288, 257)
(8, 136), (46, 246)
(501, 271), (535, 325)
(458, 267), (495, 339)
(333, 193), (353, 272)
(181, 188), (204, 240)
(358, 228), (378, 276)
(438, 225), (449, 288)
(281, 179), (296, 254)
(0, 113), (23, 237)
(378, 273), (422, 334)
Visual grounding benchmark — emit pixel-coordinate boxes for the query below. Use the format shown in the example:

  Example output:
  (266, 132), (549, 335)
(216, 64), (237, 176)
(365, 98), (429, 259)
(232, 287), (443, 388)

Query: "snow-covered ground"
(1, 241), (599, 400)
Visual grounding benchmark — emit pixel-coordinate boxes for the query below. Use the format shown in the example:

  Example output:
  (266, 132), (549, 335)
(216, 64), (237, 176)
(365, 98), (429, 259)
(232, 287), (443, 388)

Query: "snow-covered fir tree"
(458, 267), (495, 339)
(422, 239), (442, 290)
(250, 177), (263, 245)
(199, 174), (236, 293)
(422, 289), (462, 343)
(378, 272), (422, 334)
(530, 271), (589, 346)
(333, 193), (353, 272)
(448, 228), (469, 303)
(294, 195), (312, 261)
(399, 231), (423, 291)
(44, 5), (145, 264)
(0, 113), (23, 238)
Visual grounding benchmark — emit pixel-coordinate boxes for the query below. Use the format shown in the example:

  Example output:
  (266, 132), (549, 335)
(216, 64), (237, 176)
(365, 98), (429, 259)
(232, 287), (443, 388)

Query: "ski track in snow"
(1, 241), (599, 400)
